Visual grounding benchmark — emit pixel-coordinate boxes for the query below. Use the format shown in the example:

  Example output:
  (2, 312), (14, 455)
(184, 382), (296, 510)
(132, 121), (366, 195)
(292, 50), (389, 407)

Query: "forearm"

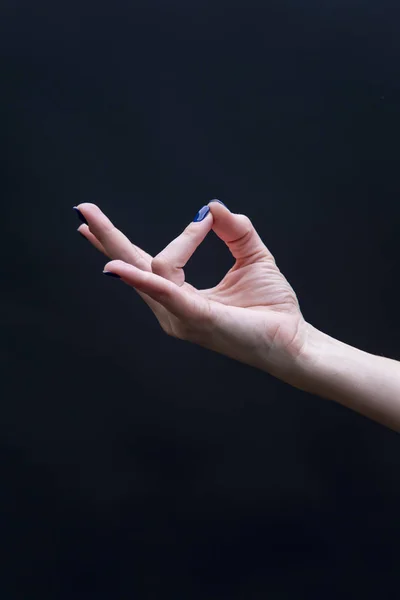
(292, 324), (400, 431)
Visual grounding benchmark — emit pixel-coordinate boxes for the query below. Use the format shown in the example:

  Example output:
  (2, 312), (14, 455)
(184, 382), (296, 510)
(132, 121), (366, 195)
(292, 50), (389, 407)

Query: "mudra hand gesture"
(73, 200), (400, 431)
(73, 200), (306, 382)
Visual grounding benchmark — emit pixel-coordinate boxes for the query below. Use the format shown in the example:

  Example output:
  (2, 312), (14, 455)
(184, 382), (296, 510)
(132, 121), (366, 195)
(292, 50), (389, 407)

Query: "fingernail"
(103, 271), (121, 279)
(209, 198), (227, 207)
(78, 231), (88, 241)
(193, 205), (210, 222)
(73, 206), (88, 225)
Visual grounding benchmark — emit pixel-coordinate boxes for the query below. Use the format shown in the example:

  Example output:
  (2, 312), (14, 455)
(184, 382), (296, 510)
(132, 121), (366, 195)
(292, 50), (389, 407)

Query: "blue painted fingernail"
(73, 206), (88, 225)
(103, 271), (121, 279)
(209, 198), (227, 207)
(193, 205), (210, 222)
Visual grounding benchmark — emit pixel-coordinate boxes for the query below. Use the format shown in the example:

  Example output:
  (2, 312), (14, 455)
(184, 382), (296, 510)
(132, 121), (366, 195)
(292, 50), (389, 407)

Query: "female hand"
(73, 201), (308, 381)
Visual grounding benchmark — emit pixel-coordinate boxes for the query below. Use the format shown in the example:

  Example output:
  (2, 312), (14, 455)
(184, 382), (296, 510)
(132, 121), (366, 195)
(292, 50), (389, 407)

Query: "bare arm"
(291, 323), (400, 432)
(74, 201), (400, 433)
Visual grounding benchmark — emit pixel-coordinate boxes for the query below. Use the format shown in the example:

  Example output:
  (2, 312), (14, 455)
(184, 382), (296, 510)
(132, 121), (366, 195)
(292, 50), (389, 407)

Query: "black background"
(2, 1), (400, 598)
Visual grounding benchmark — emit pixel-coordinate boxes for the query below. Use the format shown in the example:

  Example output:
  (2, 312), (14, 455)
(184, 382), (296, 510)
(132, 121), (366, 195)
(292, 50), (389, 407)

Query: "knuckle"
(151, 254), (170, 274)
(236, 214), (253, 231)
(96, 222), (117, 244)
(182, 226), (198, 240)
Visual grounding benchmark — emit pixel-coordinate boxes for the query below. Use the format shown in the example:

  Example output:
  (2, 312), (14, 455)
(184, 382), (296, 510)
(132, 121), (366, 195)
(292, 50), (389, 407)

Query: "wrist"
(262, 319), (329, 389)
(278, 321), (400, 431)
(286, 322), (348, 395)
(289, 321), (372, 401)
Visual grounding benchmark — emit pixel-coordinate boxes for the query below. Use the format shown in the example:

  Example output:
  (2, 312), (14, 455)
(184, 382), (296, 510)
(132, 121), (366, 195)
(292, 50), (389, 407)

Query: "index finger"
(151, 205), (214, 285)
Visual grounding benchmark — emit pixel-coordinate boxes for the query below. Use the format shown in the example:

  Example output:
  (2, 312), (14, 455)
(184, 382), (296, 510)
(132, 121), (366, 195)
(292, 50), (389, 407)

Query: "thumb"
(103, 259), (210, 323)
(207, 199), (274, 262)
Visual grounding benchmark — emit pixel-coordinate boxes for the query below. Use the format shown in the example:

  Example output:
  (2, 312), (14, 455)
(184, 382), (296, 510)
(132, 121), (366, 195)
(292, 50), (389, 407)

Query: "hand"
(74, 201), (308, 381)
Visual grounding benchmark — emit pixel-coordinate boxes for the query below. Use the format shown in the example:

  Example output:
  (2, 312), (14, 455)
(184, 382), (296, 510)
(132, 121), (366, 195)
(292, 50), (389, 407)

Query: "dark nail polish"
(73, 206), (88, 225)
(193, 205), (210, 222)
(103, 271), (121, 278)
(209, 199), (227, 207)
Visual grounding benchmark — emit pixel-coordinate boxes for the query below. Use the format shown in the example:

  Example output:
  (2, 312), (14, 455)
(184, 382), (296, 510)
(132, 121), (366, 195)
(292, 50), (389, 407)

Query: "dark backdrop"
(1, 1), (400, 598)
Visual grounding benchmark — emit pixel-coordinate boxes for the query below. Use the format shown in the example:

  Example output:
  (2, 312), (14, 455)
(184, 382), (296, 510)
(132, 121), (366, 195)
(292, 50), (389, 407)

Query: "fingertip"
(208, 199), (229, 210)
(103, 259), (125, 271)
(207, 200), (231, 221)
(103, 271), (121, 279)
(192, 205), (212, 222)
(73, 206), (88, 225)
(73, 203), (103, 227)
(76, 202), (98, 211)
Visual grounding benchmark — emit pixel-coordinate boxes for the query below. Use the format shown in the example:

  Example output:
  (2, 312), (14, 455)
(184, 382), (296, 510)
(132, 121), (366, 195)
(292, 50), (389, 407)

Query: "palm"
(179, 255), (305, 371)
(198, 257), (298, 313)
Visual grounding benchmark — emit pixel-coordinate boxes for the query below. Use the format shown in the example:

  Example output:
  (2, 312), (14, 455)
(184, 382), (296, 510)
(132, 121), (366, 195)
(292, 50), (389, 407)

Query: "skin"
(75, 201), (400, 432)
(75, 201), (308, 382)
